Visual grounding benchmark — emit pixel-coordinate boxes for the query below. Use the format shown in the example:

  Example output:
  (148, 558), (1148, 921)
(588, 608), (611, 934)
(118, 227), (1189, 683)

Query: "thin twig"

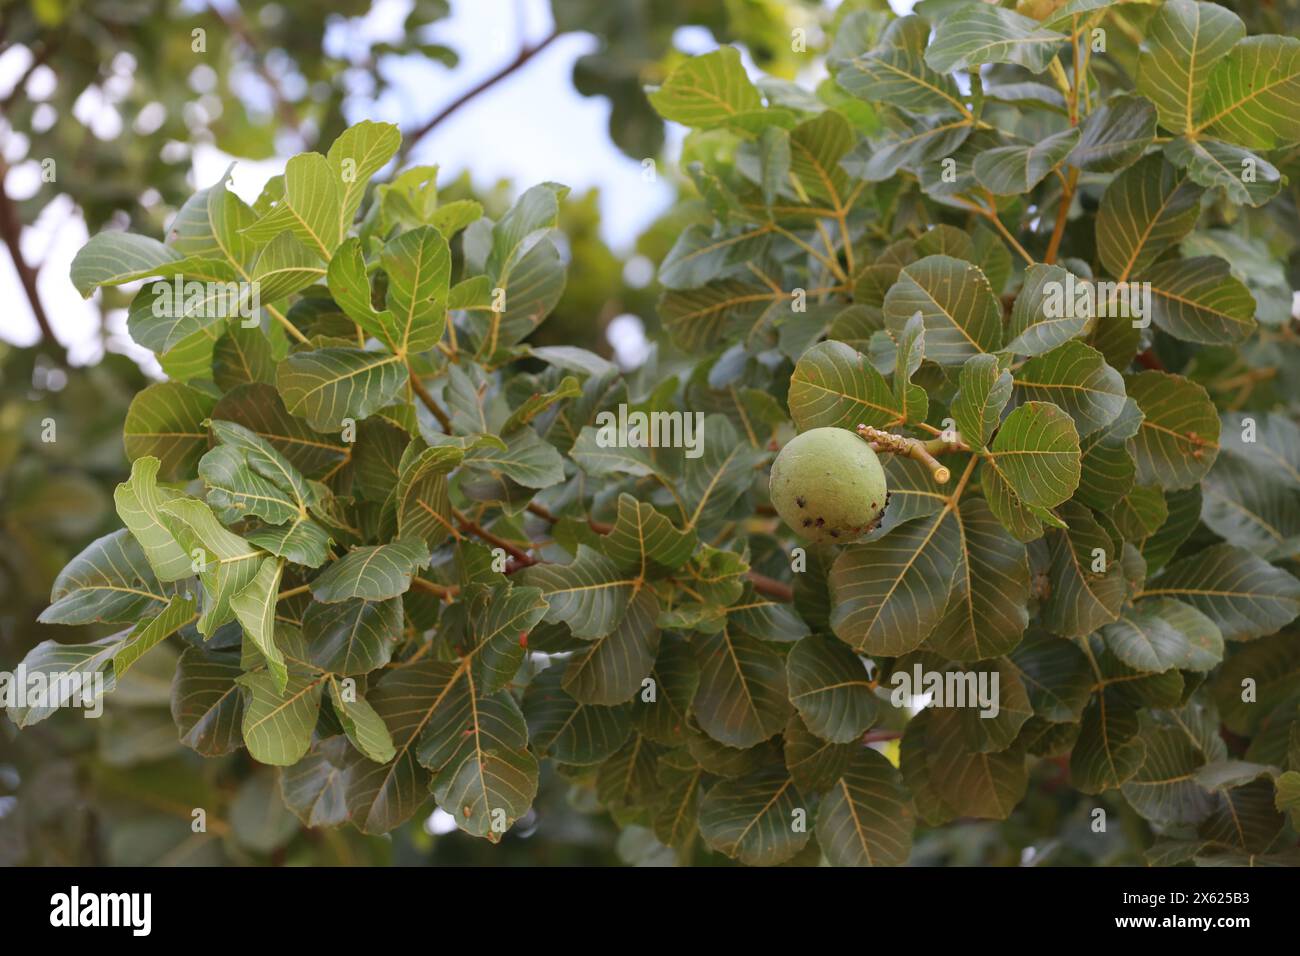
(407, 362), (453, 430)
(453, 508), (535, 567)
(856, 424), (968, 485)
(399, 30), (560, 164)
(0, 160), (63, 363)
(525, 502), (795, 601)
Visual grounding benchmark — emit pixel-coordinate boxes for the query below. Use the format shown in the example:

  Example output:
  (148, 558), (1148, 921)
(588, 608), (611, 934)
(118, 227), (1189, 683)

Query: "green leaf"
(1006, 264), (1093, 356)
(251, 232), (325, 302)
(1145, 256), (1257, 344)
(114, 593), (197, 678)
(1101, 597), (1224, 672)
(973, 128), (1079, 195)
(817, 748), (913, 867)
(199, 445), (299, 525)
(276, 348), (406, 431)
(38, 529), (172, 626)
(1068, 93), (1157, 172)
(1011, 630), (1093, 723)
(633, 637), (699, 745)
(242, 152), (343, 258)
(126, 273), (244, 354)
(310, 539), (431, 603)
(833, 15), (968, 117)
(883, 255), (1003, 366)
(927, 708), (1029, 818)
(327, 237), (393, 347)
(1013, 341), (1126, 437)
(280, 739), (350, 828)
(951, 355), (1012, 450)
(524, 666), (631, 765)
(1140, 544), (1300, 640)
(842, 115), (972, 182)
(830, 507), (962, 655)
(692, 626), (792, 748)
(230, 556), (288, 691)
(787, 339), (905, 432)
(327, 119), (401, 237)
(381, 226), (450, 355)
(927, 497), (1031, 661)
(394, 445), (463, 547)
(429, 689), (538, 840)
(1135, 0), (1244, 135)
(1165, 137), (1282, 207)
(648, 47), (793, 134)
(785, 635), (877, 744)
(658, 280), (777, 352)
(563, 587), (660, 705)
(159, 497), (264, 636)
(1198, 34), (1300, 149)
(70, 231), (183, 297)
(213, 322), (277, 391)
(925, 4), (1067, 74)
(464, 582), (549, 695)
(1125, 371), (1220, 489)
(123, 381), (216, 481)
(303, 597), (402, 675)
(1121, 715), (1217, 823)
(1041, 501), (1127, 637)
(172, 646), (245, 756)
(1096, 155), (1203, 280)
(212, 383), (350, 480)
(114, 456), (192, 583)
(698, 768), (809, 865)
(1071, 694), (1146, 793)
(329, 677), (397, 764)
(681, 414), (763, 530)
(518, 544), (635, 640)
(783, 713), (856, 794)
(602, 493), (697, 576)
(985, 401), (1081, 508)
(787, 110), (856, 208)
(344, 661), (453, 834)
(463, 426), (565, 490)
(237, 660), (325, 766)
(1200, 452), (1300, 559)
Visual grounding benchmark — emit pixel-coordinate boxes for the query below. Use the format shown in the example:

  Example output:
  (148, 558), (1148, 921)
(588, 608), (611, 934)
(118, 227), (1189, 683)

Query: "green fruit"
(769, 427), (888, 544)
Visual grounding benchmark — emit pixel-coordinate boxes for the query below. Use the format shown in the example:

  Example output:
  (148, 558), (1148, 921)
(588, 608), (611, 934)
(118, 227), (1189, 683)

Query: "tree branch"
(407, 362), (453, 430)
(526, 502), (796, 601)
(398, 30), (560, 164)
(0, 159), (63, 363)
(856, 424), (969, 485)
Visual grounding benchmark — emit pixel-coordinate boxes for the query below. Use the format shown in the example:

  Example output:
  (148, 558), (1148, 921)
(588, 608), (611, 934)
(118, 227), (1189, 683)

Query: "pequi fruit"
(769, 427), (888, 544)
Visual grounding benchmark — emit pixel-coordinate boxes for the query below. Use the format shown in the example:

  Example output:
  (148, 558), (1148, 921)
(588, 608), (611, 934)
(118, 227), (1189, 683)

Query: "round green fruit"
(769, 427), (888, 544)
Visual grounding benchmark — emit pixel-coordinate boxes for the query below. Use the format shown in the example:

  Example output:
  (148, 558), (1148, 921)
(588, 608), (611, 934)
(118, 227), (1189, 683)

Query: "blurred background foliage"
(4, 0), (1300, 866)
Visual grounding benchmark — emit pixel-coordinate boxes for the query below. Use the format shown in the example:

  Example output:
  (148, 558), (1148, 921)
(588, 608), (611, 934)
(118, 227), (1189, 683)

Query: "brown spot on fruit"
(795, 496), (806, 508)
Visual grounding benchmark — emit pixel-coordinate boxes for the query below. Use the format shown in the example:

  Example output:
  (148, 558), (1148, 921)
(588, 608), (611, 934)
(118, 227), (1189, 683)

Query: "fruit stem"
(856, 425), (968, 485)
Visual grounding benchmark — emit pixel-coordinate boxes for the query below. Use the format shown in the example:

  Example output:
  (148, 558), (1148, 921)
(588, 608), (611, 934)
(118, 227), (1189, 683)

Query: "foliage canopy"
(11, 0), (1300, 866)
